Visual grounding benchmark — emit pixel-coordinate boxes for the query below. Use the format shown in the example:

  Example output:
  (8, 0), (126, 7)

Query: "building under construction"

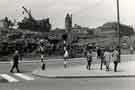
(18, 6), (51, 32)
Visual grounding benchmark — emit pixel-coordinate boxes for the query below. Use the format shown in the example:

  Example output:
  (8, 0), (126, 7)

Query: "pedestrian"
(104, 48), (111, 71)
(39, 45), (44, 62)
(100, 48), (105, 70)
(86, 49), (92, 70)
(97, 47), (102, 61)
(112, 48), (119, 72)
(10, 50), (21, 73)
(64, 46), (69, 68)
(39, 40), (45, 70)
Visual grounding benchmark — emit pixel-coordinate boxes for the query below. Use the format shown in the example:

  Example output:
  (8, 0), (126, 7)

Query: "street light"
(116, 0), (121, 62)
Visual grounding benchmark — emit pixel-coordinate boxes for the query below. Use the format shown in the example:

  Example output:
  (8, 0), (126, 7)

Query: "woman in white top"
(104, 49), (111, 71)
(64, 47), (69, 68)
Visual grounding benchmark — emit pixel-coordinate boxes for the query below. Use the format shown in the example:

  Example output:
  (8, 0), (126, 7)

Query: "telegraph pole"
(117, 0), (121, 62)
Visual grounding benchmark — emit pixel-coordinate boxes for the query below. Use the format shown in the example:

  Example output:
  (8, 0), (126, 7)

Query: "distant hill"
(95, 22), (134, 37)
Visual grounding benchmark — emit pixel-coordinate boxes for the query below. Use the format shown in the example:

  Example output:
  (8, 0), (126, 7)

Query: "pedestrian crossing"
(14, 73), (34, 80)
(0, 74), (19, 83)
(0, 73), (35, 83)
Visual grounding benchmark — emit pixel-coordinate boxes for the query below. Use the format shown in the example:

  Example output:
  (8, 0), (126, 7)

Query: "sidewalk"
(32, 61), (135, 78)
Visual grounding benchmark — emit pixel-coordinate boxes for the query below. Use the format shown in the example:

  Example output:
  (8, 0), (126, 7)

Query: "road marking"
(14, 73), (34, 80)
(0, 74), (19, 82)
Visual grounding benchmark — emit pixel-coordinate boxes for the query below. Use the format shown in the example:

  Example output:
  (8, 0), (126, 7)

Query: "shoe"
(10, 71), (14, 73)
(17, 71), (21, 73)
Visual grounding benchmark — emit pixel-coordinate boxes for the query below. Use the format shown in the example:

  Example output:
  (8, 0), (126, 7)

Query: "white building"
(72, 24), (89, 34)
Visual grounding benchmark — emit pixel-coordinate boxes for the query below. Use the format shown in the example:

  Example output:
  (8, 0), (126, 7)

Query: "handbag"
(41, 62), (45, 70)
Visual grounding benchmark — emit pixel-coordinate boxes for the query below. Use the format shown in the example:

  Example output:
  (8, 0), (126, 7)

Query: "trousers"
(10, 62), (20, 72)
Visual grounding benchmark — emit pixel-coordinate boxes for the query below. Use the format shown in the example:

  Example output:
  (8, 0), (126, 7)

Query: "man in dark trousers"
(112, 48), (119, 72)
(100, 48), (105, 70)
(97, 47), (102, 61)
(10, 50), (21, 73)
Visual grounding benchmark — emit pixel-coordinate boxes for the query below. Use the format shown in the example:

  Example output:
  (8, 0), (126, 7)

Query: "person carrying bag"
(64, 47), (69, 68)
(39, 44), (46, 70)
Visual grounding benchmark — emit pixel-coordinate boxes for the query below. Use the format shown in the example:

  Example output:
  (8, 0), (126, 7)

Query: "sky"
(0, 0), (135, 29)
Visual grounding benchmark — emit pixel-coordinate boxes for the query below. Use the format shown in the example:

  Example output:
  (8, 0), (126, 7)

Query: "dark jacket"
(97, 48), (101, 57)
(13, 54), (19, 63)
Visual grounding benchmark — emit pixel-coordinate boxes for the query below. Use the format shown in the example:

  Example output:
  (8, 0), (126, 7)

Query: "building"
(72, 24), (89, 34)
(65, 13), (72, 32)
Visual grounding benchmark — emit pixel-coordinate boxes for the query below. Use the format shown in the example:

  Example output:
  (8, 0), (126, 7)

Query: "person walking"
(86, 49), (92, 70)
(39, 45), (44, 62)
(10, 50), (21, 73)
(39, 40), (46, 70)
(112, 48), (119, 72)
(104, 49), (111, 71)
(64, 46), (69, 68)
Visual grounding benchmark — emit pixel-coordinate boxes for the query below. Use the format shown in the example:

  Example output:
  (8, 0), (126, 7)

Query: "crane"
(22, 6), (34, 21)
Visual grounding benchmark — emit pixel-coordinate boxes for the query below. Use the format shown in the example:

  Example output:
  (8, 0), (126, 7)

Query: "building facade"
(65, 13), (72, 32)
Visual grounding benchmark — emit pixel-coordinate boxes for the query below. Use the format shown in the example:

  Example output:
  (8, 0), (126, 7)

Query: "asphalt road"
(0, 77), (135, 90)
(0, 59), (135, 90)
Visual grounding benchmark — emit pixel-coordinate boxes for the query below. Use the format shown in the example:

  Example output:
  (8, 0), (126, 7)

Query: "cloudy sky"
(0, 0), (135, 29)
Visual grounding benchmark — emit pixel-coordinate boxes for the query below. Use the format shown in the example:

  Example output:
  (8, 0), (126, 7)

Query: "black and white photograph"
(0, 0), (135, 90)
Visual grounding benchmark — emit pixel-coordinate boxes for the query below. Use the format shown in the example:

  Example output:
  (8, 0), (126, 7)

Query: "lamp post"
(116, 0), (121, 62)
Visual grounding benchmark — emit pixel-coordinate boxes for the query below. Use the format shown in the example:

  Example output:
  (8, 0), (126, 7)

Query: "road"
(0, 76), (135, 90)
(0, 59), (135, 90)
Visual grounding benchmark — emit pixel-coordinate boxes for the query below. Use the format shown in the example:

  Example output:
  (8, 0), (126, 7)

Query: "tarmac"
(32, 60), (135, 78)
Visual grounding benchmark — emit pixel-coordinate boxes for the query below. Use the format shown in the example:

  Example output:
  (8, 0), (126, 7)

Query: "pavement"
(32, 60), (135, 78)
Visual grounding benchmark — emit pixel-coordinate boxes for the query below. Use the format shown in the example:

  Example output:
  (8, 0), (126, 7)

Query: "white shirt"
(104, 51), (111, 62)
(64, 50), (69, 57)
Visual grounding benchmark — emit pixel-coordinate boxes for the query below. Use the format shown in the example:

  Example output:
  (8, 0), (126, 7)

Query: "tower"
(65, 13), (72, 32)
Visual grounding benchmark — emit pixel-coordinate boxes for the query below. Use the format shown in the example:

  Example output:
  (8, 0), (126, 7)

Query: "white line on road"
(14, 73), (34, 80)
(0, 74), (19, 82)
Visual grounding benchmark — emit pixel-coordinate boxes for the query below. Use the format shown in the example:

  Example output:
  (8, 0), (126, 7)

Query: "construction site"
(0, 6), (134, 61)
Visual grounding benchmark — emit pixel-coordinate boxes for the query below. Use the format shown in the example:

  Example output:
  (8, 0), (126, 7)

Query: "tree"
(4, 17), (14, 29)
